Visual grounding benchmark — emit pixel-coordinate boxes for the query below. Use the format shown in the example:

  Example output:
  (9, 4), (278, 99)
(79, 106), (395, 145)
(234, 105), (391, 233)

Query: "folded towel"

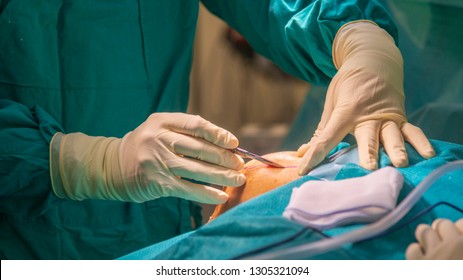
(283, 167), (403, 230)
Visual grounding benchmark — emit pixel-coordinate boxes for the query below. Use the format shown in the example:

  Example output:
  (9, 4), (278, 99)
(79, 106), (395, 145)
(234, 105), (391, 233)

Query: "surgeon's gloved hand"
(406, 218), (463, 260)
(297, 21), (435, 174)
(50, 113), (246, 204)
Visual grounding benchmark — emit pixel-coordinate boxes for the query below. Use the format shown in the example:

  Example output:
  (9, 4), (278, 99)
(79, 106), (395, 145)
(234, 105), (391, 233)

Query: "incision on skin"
(210, 151), (301, 221)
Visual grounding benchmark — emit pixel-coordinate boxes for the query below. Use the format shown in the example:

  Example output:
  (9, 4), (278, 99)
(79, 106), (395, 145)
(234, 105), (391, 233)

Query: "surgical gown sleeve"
(0, 100), (63, 217)
(201, 0), (397, 85)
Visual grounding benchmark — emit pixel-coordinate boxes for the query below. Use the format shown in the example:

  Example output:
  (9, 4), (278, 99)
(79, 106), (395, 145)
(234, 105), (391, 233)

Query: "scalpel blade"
(231, 147), (285, 168)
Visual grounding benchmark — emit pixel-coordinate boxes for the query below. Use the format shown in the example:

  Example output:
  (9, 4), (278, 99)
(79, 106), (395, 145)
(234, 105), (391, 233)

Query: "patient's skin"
(210, 151), (301, 221)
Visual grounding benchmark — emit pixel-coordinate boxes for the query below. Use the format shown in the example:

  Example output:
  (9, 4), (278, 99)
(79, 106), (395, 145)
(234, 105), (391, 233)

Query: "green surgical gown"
(0, 0), (396, 259)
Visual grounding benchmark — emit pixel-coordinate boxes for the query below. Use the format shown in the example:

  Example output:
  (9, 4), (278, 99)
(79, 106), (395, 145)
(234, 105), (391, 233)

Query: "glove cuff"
(49, 132), (123, 201)
(50, 132), (66, 199)
(332, 21), (400, 68)
(332, 20), (404, 96)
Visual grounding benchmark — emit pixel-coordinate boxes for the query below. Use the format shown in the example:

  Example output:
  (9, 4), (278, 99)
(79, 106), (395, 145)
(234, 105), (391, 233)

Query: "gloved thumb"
(298, 110), (351, 175)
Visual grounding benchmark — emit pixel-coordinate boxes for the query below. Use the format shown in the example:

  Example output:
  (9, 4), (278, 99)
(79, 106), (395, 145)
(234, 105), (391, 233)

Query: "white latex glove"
(298, 21), (435, 174)
(406, 218), (463, 260)
(50, 113), (246, 204)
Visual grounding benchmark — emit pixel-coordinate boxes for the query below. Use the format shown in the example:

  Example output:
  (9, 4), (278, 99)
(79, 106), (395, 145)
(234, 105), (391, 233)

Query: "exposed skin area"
(210, 151), (301, 221)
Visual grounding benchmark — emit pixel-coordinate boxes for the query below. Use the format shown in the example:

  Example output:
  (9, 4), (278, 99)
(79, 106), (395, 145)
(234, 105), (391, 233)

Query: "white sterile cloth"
(283, 167), (403, 230)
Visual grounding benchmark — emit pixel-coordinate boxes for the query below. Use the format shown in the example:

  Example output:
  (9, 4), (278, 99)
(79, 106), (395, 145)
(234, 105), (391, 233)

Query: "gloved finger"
(455, 218), (463, 234)
(297, 86), (337, 158)
(170, 133), (245, 170)
(297, 109), (333, 157)
(174, 178), (230, 204)
(415, 224), (441, 251)
(298, 112), (352, 175)
(297, 132), (319, 157)
(380, 121), (408, 168)
(405, 243), (424, 260)
(354, 120), (380, 170)
(170, 114), (239, 149)
(401, 123), (436, 159)
(432, 219), (463, 241)
(297, 143), (311, 157)
(168, 156), (246, 187)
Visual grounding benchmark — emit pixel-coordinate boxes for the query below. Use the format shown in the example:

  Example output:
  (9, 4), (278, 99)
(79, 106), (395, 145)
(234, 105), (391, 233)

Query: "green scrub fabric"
(0, 0), (396, 259)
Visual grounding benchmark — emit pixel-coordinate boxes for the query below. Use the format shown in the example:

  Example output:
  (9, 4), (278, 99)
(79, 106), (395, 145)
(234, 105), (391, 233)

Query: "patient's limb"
(210, 151), (301, 221)
(405, 218), (463, 260)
